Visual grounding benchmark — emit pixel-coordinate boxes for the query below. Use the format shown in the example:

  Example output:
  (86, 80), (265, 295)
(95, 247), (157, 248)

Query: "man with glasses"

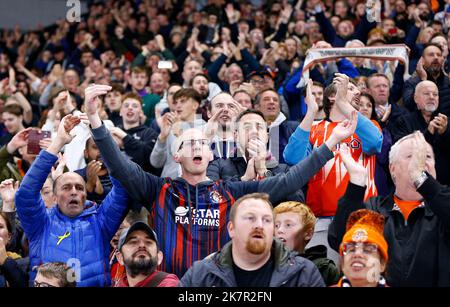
(84, 84), (357, 277)
(329, 132), (450, 286)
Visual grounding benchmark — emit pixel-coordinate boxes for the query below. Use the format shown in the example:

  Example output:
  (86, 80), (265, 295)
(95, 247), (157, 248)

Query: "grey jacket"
(179, 239), (325, 287)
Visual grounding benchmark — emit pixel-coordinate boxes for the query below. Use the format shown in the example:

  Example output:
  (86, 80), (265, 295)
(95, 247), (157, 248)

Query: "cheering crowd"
(0, 0), (450, 288)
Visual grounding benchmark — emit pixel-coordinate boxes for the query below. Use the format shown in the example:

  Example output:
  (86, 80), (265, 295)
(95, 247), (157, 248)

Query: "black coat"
(328, 178), (450, 287)
(390, 109), (450, 186)
(0, 257), (28, 287)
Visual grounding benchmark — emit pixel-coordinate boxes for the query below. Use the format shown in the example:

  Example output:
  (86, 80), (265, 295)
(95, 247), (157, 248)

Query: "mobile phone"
(27, 130), (51, 155)
(158, 61), (173, 69)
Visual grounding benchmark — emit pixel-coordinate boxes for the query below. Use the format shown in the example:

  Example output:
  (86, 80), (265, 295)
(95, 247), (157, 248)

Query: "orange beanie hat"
(339, 209), (388, 262)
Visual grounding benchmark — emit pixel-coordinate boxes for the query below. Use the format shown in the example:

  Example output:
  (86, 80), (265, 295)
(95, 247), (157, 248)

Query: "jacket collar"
(388, 194), (434, 219)
(53, 201), (97, 220)
(268, 112), (286, 129)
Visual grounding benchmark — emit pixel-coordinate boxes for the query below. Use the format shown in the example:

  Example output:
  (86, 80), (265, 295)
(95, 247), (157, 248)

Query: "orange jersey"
(307, 120), (378, 217)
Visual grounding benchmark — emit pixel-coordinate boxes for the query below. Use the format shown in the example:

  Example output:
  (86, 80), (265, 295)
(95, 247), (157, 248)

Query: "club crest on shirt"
(209, 190), (224, 204)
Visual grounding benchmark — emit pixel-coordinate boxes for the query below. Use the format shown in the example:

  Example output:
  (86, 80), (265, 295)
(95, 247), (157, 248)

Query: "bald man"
(391, 80), (450, 185)
(85, 83), (358, 277)
(15, 114), (129, 286)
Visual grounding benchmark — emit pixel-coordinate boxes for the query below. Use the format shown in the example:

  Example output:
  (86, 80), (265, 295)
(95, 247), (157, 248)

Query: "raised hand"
(159, 112), (177, 141)
(205, 109), (223, 140)
(428, 113), (448, 135)
(279, 3), (293, 24)
(416, 57), (427, 81)
(248, 138), (267, 173)
(378, 104), (392, 123)
(305, 78), (318, 114)
(155, 35), (166, 51)
(326, 110), (358, 151)
(39, 137), (53, 150)
(408, 132), (428, 186)
(46, 114), (81, 156)
(86, 160), (103, 193)
(333, 73), (349, 106)
(241, 158), (257, 181)
(229, 80), (242, 95)
(85, 84), (112, 115)
(84, 84), (112, 128)
(339, 143), (367, 186)
(0, 179), (19, 209)
(6, 127), (33, 154)
(51, 153), (66, 181)
(238, 33), (247, 50)
(237, 82), (257, 99)
(225, 3), (239, 24)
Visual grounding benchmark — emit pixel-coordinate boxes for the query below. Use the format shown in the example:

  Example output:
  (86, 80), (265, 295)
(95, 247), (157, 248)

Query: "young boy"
(274, 201), (341, 286)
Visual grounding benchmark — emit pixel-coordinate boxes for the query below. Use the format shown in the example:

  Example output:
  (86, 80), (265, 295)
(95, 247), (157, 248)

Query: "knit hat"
(340, 209), (388, 262)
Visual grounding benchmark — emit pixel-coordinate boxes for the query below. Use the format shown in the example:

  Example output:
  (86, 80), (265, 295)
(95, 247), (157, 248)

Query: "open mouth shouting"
(68, 199), (81, 208)
(192, 155), (203, 165)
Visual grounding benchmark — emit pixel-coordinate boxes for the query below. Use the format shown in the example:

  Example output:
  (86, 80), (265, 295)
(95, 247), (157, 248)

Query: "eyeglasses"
(342, 242), (379, 255)
(250, 78), (265, 85)
(34, 281), (57, 287)
(179, 139), (209, 150)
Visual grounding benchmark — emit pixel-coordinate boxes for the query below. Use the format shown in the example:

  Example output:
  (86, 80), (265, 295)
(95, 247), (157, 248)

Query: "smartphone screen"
(157, 61), (173, 69)
(27, 130), (51, 155)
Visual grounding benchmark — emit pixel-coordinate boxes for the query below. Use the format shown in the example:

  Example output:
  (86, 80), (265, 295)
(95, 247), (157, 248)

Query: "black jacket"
(0, 257), (28, 287)
(119, 124), (161, 176)
(207, 152), (305, 203)
(390, 109), (450, 185)
(302, 245), (341, 287)
(178, 239), (325, 287)
(328, 178), (450, 287)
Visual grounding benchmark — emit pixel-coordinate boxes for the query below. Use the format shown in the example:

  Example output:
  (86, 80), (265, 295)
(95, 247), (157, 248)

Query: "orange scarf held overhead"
(430, 0), (439, 12)
(393, 196), (422, 221)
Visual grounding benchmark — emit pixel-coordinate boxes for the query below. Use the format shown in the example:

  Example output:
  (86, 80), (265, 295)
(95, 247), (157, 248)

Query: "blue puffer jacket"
(15, 150), (129, 287)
